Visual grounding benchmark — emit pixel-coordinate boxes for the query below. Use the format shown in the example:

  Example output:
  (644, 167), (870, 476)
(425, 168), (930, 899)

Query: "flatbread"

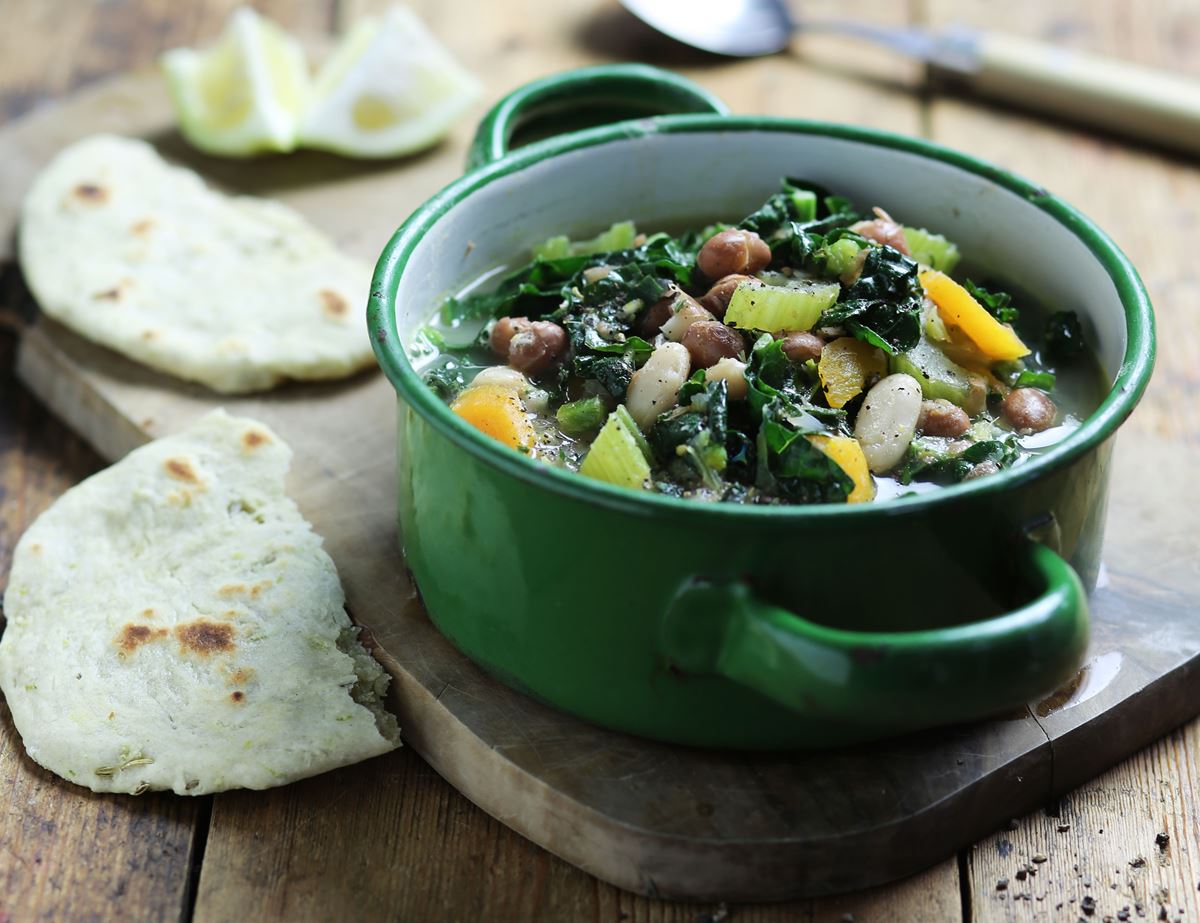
(18, 134), (375, 393)
(0, 410), (400, 794)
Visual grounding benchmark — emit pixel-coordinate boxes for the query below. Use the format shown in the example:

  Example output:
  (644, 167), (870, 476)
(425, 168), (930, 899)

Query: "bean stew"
(415, 179), (1102, 505)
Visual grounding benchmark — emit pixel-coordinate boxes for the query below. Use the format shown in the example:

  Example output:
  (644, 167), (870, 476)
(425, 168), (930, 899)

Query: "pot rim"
(368, 115), (1156, 522)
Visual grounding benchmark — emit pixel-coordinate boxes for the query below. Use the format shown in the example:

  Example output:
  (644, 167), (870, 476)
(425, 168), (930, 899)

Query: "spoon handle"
(941, 30), (1200, 156)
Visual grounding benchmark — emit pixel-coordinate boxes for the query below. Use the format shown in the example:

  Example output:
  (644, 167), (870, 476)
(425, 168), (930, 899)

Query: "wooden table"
(1, 1), (1197, 920)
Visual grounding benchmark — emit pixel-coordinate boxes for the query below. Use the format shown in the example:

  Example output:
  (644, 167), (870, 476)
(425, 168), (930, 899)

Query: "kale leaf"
(565, 309), (652, 399)
(1013, 369), (1056, 391)
(1044, 310), (1085, 362)
(755, 403), (853, 503)
(444, 254), (591, 323)
(994, 360), (1056, 392)
(740, 179), (816, 236)
(819, 246), (923, 354)
(588, 356), (634, 400)
(723, 428), (757, 485)
(743, 336), (847, 436)
(447, 232), (704, 325)
(650, 375), (730, 489)
(566, 320), (654, 364)
(964, 280), (1019, 325)
(741, 179), (861, 239)
(745, 336), (807, 422)
(898, 436), (1020, 485)
(738, 179), (863, 279)
(422, 360), (490, 400)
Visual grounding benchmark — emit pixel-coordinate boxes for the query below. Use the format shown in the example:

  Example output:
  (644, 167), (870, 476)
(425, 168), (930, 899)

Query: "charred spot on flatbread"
(230, 691), (245, 703)
(241, 428), (271, 450)
(92, 278), (133, 302)
(72, 182), (109, 205)
(175, 620), (235, 655)
(164, 457), (200, 484)
(220, 580), (271, 598)
(130, 218), (155, 236)
(116, 623), (168, 654)
(319, 289), (349, 320)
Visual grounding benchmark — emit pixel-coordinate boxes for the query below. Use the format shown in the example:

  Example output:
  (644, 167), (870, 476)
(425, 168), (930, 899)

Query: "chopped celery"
(890, 336), (974, 407)
(579, 405), (653, 490)
(533, 235), (571, 260)
(586, 221), (638, 253)
(922, 299), (950, 342)
(724, 281), (839, 333)
(822, 238), (862, 277)
(903, 227), (961, 273)
(615, 405), (654, 462)
(556, 396), (607, 436)
(790, 189), (817, 222)
(532, 221), (638, 261)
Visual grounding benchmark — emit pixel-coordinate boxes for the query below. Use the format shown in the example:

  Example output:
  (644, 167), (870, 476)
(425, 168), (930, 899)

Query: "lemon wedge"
(297, 7), (481, 158)
(162, 8), (308, 157)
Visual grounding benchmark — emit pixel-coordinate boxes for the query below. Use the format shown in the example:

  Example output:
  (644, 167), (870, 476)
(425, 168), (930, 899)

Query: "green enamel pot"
(368, 65), (1155, 750)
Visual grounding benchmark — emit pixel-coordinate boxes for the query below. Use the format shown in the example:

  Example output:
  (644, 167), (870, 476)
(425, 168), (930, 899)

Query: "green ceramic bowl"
(368, 65), (1155, 749)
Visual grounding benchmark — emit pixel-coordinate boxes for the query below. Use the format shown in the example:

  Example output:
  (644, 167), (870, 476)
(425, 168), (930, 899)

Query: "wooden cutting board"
(4, 70), (1200, 903)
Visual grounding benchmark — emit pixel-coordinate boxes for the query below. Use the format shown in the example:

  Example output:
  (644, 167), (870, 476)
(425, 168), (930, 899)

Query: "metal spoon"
(619, 0), (1200, 156)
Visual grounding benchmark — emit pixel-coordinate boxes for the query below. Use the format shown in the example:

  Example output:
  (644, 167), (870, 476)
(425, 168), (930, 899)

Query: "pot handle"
(466, 64), (730, 171)
(660, 538), (1088, 727)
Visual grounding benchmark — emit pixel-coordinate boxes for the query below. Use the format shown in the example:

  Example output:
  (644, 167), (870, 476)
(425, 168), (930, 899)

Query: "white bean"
(660, 300), (714, 342)
(854, 373), (923, 473)
(471, 366), (528, 392)
(705, 357), (748, 401)
(626, 342), (691, 430)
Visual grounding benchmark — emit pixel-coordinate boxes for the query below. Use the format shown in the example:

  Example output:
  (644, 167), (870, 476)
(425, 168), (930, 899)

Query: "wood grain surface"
(1, 1), (1198, 921)
(921, 3), (1200, 921)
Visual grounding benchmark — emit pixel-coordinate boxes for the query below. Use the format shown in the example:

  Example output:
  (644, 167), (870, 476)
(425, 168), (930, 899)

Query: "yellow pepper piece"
(818, 337), (888, 409)
(810, 435), (875, 503)
(451, 384), (535, 450)
(920, 270), (1030, 362)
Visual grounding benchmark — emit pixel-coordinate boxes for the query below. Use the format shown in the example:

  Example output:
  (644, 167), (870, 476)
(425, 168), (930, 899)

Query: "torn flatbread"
(0, 410), (399, 794)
